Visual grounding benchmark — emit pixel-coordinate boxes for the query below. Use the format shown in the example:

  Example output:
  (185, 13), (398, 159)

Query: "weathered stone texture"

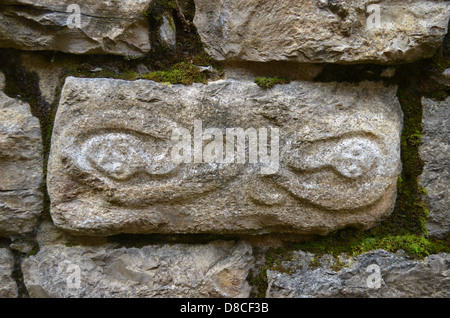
(22, 241), (253, 298)
(0, 0), (152, 57)
(193, 0), (450, 64)
(0, 248), (18, 298)
(159, 14), (176, 49)
(419, 97), (450, 238)
(0, 72), (43, 237)
(0, 72), (4, 90)
(48, 77), (402, 236)
(266, 250), (450, 298)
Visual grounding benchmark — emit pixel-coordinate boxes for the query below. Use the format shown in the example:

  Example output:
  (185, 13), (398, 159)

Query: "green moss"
(259, 233), (450, 281)
(380, 48), (448, 237)
(308, 257), (321, 270)
(329, 257), (350, 272)
(433, 47), (450, 72)
(248, 269), (267, 298)
(249, 248), (296, 298)
(351, 235), (449, 258)
(141, 62), (207, 85)
(115, 70), (139, 81)
(255, 77), (290, 89)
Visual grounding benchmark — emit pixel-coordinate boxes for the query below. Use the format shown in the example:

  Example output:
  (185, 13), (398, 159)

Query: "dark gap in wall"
(95, 233), (314, 249)
(314, 63), (389, 83)
(0, 237), (10, 248)
(10, 249), (30, 298)
(0, 49), (55, 232)
(107, 233), (243, 248)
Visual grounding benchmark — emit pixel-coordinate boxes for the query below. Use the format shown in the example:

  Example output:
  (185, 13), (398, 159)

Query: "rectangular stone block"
(266, 250), (450, 298)
(0, 0), (152, 57)
(22, 241), (253, 298)
(193, 0), (450, 64)
(0, 82), (43, 237)
(48, 77), (403, 236)
(0, 248), (18, 298)
(419, 97), (450, 238)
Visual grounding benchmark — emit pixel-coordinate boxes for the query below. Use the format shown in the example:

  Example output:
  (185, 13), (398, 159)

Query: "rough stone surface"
(0, 72), (4, 90)
(419, 97), (450, 238)
(22, 241), (253, 298)
(0, 0), (152, 57)
(48, 77), (402, 236)
(0, 248), (18, 298)
(193, 0), (450, 64)
(159, 14), (176, 49)
(443, 69), (450, 79)
(20, 53), (66, 105)
(9, 235), (36, 254)
(0, 74), (43, 237)
(266, 250), (450, 298)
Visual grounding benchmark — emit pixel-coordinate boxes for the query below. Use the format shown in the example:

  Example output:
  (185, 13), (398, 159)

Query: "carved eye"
(288, 136), (381, 179)
(330, 138), (381, 178)
(80, 132), (176, 181)
(84, 134), (145, 181)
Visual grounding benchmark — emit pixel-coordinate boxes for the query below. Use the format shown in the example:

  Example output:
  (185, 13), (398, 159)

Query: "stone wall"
(0, 0), (449, 298)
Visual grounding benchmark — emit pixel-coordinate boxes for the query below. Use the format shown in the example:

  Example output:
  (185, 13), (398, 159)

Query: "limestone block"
(266, 250), (450, 298)
(0, 0), (153, 57)
(48, 77), (403, 236)
(0, 248), (18, 298)
(22, 241), (253, 298)
(193, 0), (450, 64)
(0, 73), (43, 237)
(419, 97), (450, 238)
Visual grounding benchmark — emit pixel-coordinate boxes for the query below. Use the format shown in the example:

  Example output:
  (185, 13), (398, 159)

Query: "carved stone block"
(48, 77), (403, 235)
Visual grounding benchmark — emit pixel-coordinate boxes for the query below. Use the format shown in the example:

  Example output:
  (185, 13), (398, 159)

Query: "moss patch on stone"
(141, 62), (207, 84)
(254, 77), (290, 89)
(249, 247), (296, 298)
(292, 233), (449, 259)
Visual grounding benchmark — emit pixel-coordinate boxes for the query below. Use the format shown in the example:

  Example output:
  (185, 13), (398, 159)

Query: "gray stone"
(443, 69), (450, 79)
(136, 64), (150, 75)
(48, 77), (402, 236)
(266, 250), (450, 298)
(35, 220), (72, 248)
(159, 14), (176, 49)
(0, 0), (152, 57)
(0, 72), (4, 91)
(22, 241), (253, 298)
(35, 219), (108, 248)
(193, 0), (450, 64)
(0, 248), (18, 298)
(9, 235), (36, 254)
(20, 53), (66, 105)
(380, 68), (396, 78)
(419, 97), (450, 238)
(433, 68), (450, 89)
(0, 78), (43, 237)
